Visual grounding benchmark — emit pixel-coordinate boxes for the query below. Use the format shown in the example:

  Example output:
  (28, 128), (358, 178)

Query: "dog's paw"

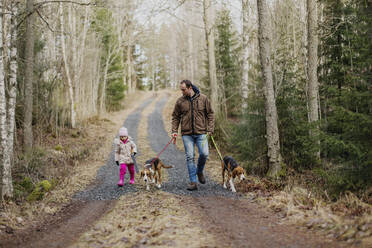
(146, 186), (150, 190)
(157, 184), (161, 188)
(231, 188), (236, 193)
(223, 183), (227, 189)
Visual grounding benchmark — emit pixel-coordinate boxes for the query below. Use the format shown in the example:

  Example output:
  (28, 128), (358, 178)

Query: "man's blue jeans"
(182, 134), (209, 183)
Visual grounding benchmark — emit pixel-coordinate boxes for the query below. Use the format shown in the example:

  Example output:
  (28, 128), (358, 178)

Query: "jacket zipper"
(190, 99), (194, 134)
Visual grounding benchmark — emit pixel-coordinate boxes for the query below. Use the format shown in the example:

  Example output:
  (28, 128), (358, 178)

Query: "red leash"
(150, 137), (176, 164)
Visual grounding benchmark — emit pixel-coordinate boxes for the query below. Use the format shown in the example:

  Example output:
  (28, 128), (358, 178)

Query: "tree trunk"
(0, 3), (7, 200)
(203, 0), (218, 115)
(187, 0), (194, 83)
(127, 44), (132, 93)
(2, 2), (18, 199)
(307, 0), (320, 159)
(76, 6), (89, 118)
(257, 0), (283, 178)
(242, 0), (250, 111)
(60, 3), (76, 128)
(23, 0), (34, 151)
(100, 50), (111, 113)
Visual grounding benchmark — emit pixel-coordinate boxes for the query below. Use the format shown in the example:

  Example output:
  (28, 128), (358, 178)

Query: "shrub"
(27, 180), (52, 202)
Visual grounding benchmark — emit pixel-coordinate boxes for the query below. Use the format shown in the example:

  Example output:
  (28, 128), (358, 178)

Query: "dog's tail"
(161, 162), (173, 169)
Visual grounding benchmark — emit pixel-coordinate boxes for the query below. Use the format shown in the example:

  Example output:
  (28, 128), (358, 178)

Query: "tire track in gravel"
(147, 95), (345, 248)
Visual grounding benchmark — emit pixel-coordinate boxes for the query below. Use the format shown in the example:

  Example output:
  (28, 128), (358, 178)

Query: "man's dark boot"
(187, 182), (198, 191)
(197, 173), (206, 184)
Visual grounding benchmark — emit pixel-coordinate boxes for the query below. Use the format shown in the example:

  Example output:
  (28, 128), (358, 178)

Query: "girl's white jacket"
(114, 136), (137, 164)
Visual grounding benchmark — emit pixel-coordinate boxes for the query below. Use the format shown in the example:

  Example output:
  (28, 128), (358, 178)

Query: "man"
(171, 80), (215, 191)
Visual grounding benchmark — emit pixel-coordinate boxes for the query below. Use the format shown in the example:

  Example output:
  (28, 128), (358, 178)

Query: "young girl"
(115, 127), (137, 187)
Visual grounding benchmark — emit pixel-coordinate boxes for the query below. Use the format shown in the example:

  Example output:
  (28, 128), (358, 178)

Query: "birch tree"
(203, 0), (218, 115)
(1, 1), (18, 199)
(257, 0), (283, 178)
(59, 3), (76, 128)
(307, 0), (320, 159)
(0, 2), (7, 199)
(24, 0), (34, 151)
(242, 0), (250, 111)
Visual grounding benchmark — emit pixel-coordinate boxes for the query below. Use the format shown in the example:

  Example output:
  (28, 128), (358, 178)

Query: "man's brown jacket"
(172, 92), (215, 136)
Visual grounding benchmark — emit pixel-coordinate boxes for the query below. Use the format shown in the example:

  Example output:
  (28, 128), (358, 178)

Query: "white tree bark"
(0, 4), (7, 199)
(203, 0), (218, 115)
(257, 0), (283, 178)
(242, 0), (250, 111)
(60, 3), (76, 128)
(2, 2), (19, 199)
(307, 0), (320, 159)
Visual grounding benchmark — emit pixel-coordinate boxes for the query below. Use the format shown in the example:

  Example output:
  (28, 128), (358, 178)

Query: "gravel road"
(74, 98), (153, 200)
(75, 96), (237, 200)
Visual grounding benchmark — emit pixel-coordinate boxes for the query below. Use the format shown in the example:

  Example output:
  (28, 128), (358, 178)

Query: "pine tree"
(215, 8), (242, 117)
(319, 0), (372, 194)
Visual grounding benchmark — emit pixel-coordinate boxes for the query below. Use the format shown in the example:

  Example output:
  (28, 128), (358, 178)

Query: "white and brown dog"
(140, 158), (173, 190)
(222, 156), (246, 192)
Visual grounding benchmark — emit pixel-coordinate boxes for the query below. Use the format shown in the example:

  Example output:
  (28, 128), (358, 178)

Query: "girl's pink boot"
(118, 164), (127, 187)
(128, 164), (135, 184)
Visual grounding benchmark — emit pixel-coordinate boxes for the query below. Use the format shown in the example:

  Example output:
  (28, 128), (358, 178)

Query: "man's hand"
(171, 133), (177, 144)
(115, 161), (119, 166)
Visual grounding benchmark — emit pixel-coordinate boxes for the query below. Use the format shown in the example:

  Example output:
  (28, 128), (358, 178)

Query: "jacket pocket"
(195, 111), (206, 132)
(181, 114), (191, 133)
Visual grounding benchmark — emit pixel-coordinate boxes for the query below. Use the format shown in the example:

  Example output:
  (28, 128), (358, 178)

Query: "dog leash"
(150, 137), (176, 164)
(210, 135), (224, 162)
(201, 134), (223, 161)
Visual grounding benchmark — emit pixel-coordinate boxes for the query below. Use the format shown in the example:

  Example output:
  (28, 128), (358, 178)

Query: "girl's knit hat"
(119, 127), (128, 137)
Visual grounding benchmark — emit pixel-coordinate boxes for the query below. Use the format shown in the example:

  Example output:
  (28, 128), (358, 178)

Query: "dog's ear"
(140, 171), (144, 177)
(232, 168), (237, 178)
(236, 167), (245, 176)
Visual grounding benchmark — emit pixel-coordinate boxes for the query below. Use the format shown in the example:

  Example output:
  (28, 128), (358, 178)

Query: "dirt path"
(0, 200), (116, 248)
(193, 196), (342, 248)
(0, 91), (349, 248)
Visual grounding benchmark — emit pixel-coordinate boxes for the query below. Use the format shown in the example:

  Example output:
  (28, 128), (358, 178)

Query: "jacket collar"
(184, 84), (200, 101)
(120, 138), (128, 144)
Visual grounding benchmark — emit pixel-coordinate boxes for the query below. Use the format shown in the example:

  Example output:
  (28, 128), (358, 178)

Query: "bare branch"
(17, 1), (96, 29)
(34, 1), (97, 8)
(36, 9), (56, 32)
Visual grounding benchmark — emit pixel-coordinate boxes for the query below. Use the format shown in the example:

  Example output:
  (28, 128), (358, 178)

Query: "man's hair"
(180, 79), (192, 88)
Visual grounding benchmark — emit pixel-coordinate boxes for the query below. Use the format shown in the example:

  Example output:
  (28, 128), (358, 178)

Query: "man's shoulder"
(198, 93), (209, 101)
(176, 96), (187, 104)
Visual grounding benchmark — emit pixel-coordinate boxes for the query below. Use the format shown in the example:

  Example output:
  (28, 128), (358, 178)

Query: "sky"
(135, 0), (245, 34)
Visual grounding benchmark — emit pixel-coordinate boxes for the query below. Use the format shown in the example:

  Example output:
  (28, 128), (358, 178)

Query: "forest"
(0, 0), (371, 247)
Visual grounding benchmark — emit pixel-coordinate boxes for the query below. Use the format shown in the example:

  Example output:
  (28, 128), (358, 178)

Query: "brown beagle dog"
(140, 158), (173, 190)
(221, 156), (246, 192)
